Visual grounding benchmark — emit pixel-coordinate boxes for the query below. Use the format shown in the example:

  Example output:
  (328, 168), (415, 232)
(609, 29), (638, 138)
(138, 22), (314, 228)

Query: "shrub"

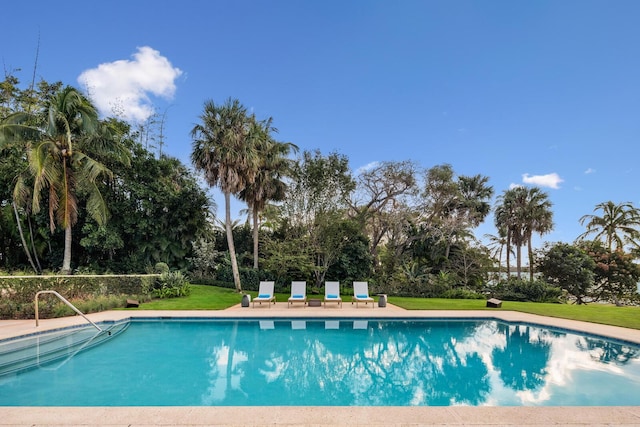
(490, 278), (563, 303)
(154, 271), (191, 298)
(154, 262), (170, 274)
(441, 288), (485, 300)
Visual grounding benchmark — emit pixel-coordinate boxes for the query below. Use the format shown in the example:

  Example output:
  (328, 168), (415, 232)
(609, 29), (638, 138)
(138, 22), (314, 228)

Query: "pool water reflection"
(1, 319), (639, 406)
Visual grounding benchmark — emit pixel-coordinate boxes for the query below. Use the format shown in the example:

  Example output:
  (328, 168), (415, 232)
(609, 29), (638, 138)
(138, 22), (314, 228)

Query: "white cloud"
(78, 46), (183, 122)
(522, 173), (563, 189)
(509, 183), (523, 189)
(356, 161), (380, 174)
(584, 168), (595, 174)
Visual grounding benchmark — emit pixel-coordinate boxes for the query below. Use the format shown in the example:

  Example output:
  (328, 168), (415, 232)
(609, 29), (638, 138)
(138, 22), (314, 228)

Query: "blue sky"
(3, 0), (640, 249)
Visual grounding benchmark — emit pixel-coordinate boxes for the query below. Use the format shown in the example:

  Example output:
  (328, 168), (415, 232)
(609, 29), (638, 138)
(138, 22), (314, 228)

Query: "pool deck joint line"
(2, 302), (640, 426)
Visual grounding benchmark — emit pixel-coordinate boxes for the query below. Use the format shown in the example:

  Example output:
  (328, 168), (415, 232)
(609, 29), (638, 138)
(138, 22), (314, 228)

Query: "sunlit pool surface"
(1, 318), (640, 406)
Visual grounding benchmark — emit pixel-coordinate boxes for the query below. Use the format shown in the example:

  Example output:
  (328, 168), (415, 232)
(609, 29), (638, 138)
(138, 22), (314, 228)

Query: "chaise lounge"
(352, 281), (375, 308)
(324, 281), (342, 308)
(253, 281), (276, 308)
(288, 281), (307, 307)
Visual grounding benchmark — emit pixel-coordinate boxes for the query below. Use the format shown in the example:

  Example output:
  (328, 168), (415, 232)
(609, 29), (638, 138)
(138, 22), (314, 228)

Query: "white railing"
(34, 290), (103, 333)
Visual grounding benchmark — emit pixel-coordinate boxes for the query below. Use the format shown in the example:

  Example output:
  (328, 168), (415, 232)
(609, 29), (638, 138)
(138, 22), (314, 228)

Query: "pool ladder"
(35, 290), (105, 333)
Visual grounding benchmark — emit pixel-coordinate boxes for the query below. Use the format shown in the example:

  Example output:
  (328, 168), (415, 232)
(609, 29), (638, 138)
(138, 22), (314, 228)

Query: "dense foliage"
(1, 73), (639, 307)
(0, 76), (212, 274)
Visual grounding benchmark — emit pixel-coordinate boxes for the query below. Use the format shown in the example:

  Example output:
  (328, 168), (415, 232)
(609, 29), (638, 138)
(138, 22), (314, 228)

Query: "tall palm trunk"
(62, 225), (72, 274)
(252, 204), (259, 269)
(505, 230), (511, 279)
(13, 202), (38, 274)
(225, 192), (242, 292)
(516, 243), (522, 279)
(27, 215), (42, 272)
(527, 233), (534, 281)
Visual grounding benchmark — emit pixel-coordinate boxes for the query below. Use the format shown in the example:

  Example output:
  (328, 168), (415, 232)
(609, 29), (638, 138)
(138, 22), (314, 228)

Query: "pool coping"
(2, 303), (640, 426)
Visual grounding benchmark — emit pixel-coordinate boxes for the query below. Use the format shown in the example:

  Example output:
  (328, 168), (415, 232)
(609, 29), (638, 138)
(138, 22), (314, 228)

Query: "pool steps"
(0, 322), (129, 377)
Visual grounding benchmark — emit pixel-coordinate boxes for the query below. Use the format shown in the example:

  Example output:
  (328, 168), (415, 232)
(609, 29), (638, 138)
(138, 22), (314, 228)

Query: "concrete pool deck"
(2, 301), (640, 426)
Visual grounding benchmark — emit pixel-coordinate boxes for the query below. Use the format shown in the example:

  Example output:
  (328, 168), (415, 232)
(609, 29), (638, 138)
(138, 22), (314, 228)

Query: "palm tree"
(494, 186), (553, 280)
(578, 201), (640, 251)
(191, 98), (259, 292)
(522, 188), (553, 281)
(2, 86), (128, 273)
(494, 194), (519, 277)
(238, 117), (298, 269)
(484, 231), (514, 280)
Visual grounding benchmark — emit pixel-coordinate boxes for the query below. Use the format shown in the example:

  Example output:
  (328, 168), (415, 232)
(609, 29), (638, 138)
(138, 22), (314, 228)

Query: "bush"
(441, 288), (486, 300)
(490, 278), (563, 303)
(51, 295), (150, 317)
(154, 271), (191, 298)
(385, 272), (451, 298)
(154, 262), (170, 274)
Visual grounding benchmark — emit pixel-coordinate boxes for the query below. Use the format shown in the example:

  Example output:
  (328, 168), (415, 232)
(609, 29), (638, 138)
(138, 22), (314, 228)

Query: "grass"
(391, 297), (640, 330)
(136, 285), (240, 310)
(132, 284), (640, 330)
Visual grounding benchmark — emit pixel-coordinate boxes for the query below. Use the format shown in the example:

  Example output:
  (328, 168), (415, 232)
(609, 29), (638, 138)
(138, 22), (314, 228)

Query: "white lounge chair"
(288, 281), (307, 308)
(253, 281), (276, 308)
(324, 281), (342, 308)
(352, 281), (375, 308)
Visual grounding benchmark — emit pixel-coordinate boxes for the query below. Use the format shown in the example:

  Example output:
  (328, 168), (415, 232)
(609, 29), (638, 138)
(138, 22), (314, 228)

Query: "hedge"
(0, 275), (156, 320)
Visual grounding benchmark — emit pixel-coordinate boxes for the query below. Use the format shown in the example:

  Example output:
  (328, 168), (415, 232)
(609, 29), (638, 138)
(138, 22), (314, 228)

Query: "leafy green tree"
(447, 243), (493, 289)
(282, 149), (355, 225)
(578, 201), (640, 251)
(538, 242), (595, 304)
(1, 86), (129, 273)
(261, 234), (315, 285)
(82, 133), (212, 272)
(280, 150), (356, 287)
(191, 98), (259, 292)
(579, 240), (640, 305)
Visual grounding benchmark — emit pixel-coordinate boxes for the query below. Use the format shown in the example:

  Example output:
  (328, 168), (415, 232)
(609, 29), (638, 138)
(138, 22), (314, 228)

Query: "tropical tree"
(538, 242), (595, 305)
(522, 187), (554, 280)
(420, 165), (494, 260)
(483, 231), (514, 281)
(191, 98), (259, 292)
(238, 117), (297, 269)
(578, 201), (640, 251)
(1, 86), (129, 273)
(494, 186), (553, 280)
(579, 240), (640, 305)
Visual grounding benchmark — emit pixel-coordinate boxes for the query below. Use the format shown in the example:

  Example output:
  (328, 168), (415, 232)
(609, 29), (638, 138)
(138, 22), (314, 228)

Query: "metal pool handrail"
(35, 290), (103, 333)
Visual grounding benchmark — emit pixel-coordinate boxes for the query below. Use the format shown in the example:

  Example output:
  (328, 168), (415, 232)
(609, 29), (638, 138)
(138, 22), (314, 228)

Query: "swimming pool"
(1, 318), (640, 406)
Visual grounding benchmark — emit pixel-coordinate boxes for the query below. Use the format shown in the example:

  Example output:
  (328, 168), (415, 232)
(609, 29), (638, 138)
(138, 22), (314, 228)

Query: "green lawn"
(391, 297), (640, 330)
(133, 285), (640, 330)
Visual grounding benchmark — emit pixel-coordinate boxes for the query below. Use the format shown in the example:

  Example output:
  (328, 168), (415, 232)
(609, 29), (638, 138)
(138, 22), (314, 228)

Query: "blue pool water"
(1, 318), (640, 406)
